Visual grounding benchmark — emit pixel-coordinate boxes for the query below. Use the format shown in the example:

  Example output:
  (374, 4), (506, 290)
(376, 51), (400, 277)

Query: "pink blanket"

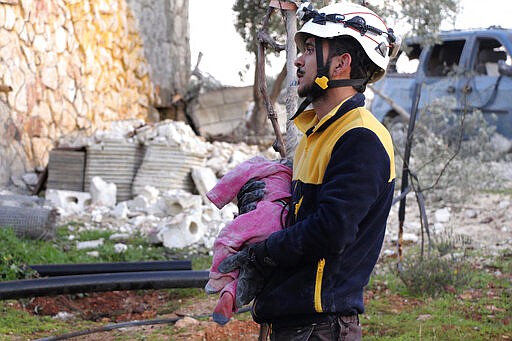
(205, 156), (291, 325)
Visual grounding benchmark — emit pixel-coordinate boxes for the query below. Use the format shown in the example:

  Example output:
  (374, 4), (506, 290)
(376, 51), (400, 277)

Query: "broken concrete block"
(137, 185), (160, 203)
(201, 203), (223, 223)
(161, 189), (202, 216)
(91, 210), (103, 223)
(220, 203), (238, 220)
(90, 176), (117, 208)
(157, 210), (206, 249)
(109, 233), (130, 241)
(191, 167), (218, 204)
(129, 194), (151, 212)
(76, 238), (104, 250)
(112, 202), (129, 219)
(45, 189), (92, 216)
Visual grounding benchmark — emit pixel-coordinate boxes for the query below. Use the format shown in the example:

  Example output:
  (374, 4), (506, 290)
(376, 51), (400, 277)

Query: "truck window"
(389, 42), (421, 74)
(474, 38), (510, 76)
(391, 51), (419, 74)
(426, 40), (465, 77)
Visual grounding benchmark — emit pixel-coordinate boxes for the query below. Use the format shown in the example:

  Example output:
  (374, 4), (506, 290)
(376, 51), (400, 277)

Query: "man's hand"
(218, 242), (276, 308)
(237, 179), (265, 214)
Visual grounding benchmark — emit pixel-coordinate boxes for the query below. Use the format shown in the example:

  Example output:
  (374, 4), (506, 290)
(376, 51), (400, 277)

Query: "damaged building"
(0, 0), (285, 251)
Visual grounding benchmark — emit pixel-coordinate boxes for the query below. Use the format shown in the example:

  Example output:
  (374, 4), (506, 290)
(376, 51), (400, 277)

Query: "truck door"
(419, 39), (466, 112)
(462, 36), (512, 138)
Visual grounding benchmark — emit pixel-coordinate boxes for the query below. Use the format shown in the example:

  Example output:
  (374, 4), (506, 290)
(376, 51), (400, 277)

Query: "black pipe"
(27, 260), (192, 276)
(0, 270), (209, 300)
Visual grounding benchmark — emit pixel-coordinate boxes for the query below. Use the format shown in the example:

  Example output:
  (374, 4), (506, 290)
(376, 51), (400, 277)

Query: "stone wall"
(194, 86), (253, 137)
(125, 0), (190, 107)
(0, 0), (178, 185)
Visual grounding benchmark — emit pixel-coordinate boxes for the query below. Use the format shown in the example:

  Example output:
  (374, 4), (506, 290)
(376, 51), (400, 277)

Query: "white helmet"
(295, 1), (400, 83)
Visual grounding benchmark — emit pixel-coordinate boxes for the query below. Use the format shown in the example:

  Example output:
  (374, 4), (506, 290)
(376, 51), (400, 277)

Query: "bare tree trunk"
(249, 59), (268, 134)
(284, 8), (300, 161)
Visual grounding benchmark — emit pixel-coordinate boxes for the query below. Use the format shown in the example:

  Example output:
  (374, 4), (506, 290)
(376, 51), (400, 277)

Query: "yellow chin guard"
(315, 76), (329, 90)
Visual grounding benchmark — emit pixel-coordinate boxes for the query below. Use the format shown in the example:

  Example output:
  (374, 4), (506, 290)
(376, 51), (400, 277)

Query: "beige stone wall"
(194, 86), (253, 137)
(0, 0), (154, 174)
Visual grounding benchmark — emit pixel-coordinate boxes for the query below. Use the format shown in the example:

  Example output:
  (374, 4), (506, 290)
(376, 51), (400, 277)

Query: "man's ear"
(332, 53), (352, 78)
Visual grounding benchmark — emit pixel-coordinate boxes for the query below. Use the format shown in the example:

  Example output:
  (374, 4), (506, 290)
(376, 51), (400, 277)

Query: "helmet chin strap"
(291, 37), (366, 120)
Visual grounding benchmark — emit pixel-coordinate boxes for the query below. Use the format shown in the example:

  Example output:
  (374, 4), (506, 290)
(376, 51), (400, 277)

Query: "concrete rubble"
(40, 119), (281, 251)
(2, 119), (511, 256)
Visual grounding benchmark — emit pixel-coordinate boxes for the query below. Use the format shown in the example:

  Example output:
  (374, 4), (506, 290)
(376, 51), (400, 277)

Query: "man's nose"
(294, 54), (304, 67)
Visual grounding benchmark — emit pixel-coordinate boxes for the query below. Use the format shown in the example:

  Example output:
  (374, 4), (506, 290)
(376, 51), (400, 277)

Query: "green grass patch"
(0, 301), (98, 337)
(0, 221), (213, 338)
(363, 289), (511, 340)
(2, 219), (509, 340)
(0, 224), (191, 280)
(363, 251), (512, 340)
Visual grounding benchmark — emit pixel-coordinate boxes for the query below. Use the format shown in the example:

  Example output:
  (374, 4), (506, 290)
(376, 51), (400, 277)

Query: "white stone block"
(90, 176), (117, 208)
(191, 166), (218, 204)
(45, 189), (92, 216)
(390, 232), (419, 243)
(91, 211), (103, 223)
(52, 312), (74, 321)
(201, 203), (222, 222)
(110, 233), (130, 241)
(382, 249), (396, 257)
(86, 251), (99, 257)
(220, 203), (237, 220)
(434, 207), (451, 223)
(129, 195), (150, 212)
(157, 211), (206, 249)
(161, 189), (202, 216)
(76, 238), (104, 250)
(138, 185), (160, 203)
(112, 202), (129, 219)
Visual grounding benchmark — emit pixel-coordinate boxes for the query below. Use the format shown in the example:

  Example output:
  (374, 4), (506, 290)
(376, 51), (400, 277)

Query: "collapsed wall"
(41, 119), (281, 249)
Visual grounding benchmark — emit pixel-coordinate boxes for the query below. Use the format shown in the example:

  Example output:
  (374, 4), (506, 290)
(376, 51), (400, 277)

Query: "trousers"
(268, 315), (361, 341)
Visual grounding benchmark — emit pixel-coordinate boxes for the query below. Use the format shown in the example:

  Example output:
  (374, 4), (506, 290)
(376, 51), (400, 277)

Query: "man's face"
(294, 37), (321, 98)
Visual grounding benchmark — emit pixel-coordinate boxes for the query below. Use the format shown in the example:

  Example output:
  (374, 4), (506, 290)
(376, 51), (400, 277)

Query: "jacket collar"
(293, 93), (366, 136)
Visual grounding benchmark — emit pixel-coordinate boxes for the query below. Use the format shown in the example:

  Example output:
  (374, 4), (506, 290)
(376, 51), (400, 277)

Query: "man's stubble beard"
(298, 79), (327, 102)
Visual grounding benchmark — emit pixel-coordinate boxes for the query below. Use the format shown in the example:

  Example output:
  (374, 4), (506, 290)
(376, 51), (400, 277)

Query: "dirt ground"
(17, 276), (426, 340)
(19, 292), (261, 340)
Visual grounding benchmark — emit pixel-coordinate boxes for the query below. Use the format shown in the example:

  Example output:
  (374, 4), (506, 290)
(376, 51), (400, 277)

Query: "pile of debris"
(7, 119), (281, 253)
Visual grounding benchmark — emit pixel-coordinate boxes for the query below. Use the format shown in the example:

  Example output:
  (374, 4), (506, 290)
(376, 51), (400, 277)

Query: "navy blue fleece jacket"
(252, 93), (395, 324)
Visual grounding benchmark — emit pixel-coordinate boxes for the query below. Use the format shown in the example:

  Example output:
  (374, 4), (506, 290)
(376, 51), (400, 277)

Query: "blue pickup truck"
(370, 27), (512, 139)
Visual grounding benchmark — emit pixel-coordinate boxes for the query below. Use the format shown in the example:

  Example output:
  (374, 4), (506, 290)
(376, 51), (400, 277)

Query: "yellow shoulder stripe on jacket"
(293, 106), (395, 184)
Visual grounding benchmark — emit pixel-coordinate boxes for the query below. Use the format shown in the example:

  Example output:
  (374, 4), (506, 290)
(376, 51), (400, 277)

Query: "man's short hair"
(328, 36), (380, 92)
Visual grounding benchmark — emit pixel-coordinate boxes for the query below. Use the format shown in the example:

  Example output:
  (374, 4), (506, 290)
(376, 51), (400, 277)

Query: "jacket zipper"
(294, 197), (303, 217)
(314, 258), (325, 313)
